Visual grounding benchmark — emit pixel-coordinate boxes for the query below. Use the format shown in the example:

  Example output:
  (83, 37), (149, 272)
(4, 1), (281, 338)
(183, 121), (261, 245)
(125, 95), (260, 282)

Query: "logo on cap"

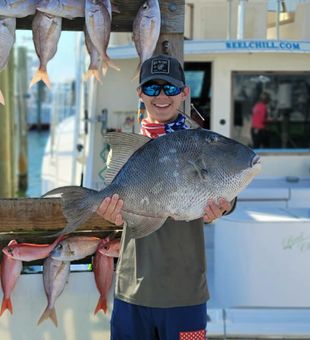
(151, 59), (170, 74)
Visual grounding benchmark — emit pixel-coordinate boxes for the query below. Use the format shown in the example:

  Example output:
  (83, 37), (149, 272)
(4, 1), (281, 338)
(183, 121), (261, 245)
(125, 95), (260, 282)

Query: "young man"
(97, 54), (235, 340)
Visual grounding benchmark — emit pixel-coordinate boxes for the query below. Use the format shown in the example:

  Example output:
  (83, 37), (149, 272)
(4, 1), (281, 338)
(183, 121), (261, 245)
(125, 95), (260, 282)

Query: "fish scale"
(43, 129), (261, 239)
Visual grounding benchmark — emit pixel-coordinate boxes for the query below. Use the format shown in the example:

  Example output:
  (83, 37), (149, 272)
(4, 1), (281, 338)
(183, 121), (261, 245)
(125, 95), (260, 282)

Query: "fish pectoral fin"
(123, 212), (166, 239)
(188, 160), (209, 181)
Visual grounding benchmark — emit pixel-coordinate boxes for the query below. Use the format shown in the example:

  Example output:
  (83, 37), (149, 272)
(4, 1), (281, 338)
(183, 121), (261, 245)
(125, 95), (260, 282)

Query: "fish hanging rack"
(0, 0), (186, 244)
(0, 197), (121, 251)
(15, 0), (184, 33)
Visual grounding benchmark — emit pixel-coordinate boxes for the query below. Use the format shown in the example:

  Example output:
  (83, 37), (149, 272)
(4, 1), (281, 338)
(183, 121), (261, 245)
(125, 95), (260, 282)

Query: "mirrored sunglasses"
(141, 84), (183, 97)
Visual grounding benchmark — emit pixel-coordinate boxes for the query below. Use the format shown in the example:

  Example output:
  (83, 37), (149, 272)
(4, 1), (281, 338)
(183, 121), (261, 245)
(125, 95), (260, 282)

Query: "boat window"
(231, 71), (310, 151)
(185, 71), (204, 98)
(184, 62), (212, 129)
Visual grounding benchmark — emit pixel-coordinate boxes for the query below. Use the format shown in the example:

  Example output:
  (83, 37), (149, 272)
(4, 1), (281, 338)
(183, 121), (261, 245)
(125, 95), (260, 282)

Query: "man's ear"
(137, 87), (142, 99)
(181, 86), (190, 101)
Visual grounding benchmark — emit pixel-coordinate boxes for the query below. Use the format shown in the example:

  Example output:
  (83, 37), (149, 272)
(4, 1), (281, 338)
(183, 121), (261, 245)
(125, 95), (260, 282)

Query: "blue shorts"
(110, 298), (207, 340)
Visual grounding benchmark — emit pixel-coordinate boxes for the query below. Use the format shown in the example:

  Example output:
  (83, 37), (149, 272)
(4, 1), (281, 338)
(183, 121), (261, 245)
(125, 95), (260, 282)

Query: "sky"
(16, 29), (79, 83)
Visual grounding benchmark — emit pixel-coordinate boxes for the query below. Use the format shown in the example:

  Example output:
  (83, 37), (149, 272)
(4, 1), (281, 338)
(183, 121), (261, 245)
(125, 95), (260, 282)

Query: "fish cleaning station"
(1, 0), (310, 339)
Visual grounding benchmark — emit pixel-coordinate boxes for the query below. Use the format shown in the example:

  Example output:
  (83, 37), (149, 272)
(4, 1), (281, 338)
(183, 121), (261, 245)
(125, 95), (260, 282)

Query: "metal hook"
(162, 40), (170, 54)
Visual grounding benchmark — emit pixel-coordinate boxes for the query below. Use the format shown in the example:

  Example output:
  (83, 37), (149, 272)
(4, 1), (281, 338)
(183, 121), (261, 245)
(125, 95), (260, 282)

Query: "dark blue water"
(26, 130), (50, 197)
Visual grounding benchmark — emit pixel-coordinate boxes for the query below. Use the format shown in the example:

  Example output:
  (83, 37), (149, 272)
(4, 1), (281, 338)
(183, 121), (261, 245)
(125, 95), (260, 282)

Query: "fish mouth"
(251, 155), (261, 167)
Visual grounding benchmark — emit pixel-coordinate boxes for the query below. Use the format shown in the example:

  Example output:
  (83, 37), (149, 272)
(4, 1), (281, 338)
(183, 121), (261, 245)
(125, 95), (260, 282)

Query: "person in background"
(97, 54), (236, 340)
(251, 91), (270, 148)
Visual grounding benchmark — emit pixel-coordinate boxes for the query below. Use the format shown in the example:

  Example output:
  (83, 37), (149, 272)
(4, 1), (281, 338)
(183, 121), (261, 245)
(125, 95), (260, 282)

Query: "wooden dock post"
(0, 50), (15, 197)
(154, 0), (185, 63)
(16, 47), (29, 194)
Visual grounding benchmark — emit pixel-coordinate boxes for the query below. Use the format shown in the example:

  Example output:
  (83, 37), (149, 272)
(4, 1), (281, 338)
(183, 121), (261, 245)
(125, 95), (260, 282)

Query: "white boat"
(37, 1), (310, 338)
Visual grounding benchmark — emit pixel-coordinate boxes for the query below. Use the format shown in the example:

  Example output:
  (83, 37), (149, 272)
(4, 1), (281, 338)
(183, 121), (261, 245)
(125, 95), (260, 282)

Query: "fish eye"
(7, 247), (13, 254)
(207, 135), (218, 143)
(56, 244), (63, 250)
(143, 3), (148, 9)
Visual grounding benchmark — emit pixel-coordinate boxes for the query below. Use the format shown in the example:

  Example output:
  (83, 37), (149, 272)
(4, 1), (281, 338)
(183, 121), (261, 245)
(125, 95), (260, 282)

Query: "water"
(26, 130), (50, 197)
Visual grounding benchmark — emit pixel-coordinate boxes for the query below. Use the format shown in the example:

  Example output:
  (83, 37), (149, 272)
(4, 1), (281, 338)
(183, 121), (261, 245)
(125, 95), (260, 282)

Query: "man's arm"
(97, 196), (237, 225)
(203, 197), (237, 223)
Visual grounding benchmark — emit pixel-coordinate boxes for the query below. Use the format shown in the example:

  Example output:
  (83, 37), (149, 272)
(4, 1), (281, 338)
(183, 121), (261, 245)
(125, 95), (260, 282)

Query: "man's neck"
(146, 114), (179, 125)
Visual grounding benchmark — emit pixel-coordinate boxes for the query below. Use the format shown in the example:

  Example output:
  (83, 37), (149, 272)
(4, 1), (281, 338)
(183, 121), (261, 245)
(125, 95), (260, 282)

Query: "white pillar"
(237, 0), (247, 39)
(276, 0), (281, 40)
(226, 0), (233, 40)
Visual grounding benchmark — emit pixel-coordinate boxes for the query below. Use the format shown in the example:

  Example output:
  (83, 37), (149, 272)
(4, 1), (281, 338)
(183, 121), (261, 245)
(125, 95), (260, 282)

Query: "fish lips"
(251, 154), (262, 173)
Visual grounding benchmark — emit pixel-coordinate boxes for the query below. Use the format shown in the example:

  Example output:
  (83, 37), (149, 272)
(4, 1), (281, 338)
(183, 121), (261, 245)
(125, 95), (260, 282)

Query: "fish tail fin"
(83, 69), (102, 83)
(42, 186), (101, 235)
(37, 307), (58, 327)
(103, 56), (120, 73)
(107, 59), (120, 72)
(0, 90), (5, 105)
(29, 69), (51, 89)
(102, 62), (108, 77)
(131, 62), (141, 81)
(94, 296), (107, 314)
(0, 298), (13, 316)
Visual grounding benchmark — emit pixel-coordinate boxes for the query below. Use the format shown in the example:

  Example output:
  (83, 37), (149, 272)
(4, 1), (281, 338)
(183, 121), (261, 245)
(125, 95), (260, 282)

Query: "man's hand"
(97, 194), (124, 226)
(203, 198), (232, 223)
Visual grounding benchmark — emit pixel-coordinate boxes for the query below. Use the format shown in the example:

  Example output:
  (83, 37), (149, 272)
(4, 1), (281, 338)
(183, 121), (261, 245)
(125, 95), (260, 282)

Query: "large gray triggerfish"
(43, 129), (261, 238)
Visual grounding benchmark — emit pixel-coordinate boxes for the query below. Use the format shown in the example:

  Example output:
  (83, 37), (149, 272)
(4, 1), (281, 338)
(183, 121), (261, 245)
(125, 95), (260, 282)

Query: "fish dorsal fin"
(104, 132), (151, 184)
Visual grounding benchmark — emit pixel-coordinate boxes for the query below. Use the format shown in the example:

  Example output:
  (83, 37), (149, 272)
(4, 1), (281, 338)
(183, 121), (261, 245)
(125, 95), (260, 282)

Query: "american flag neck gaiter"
(140, 114), (189, 139)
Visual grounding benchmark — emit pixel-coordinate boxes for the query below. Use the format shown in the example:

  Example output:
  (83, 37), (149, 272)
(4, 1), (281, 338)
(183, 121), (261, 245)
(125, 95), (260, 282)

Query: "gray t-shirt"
(115, 217), (209, 308)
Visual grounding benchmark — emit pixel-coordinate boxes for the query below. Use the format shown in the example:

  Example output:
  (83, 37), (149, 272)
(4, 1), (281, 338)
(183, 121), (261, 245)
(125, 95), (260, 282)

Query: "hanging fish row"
(0, 235), (120, 326)
(0, 0), (161, 104)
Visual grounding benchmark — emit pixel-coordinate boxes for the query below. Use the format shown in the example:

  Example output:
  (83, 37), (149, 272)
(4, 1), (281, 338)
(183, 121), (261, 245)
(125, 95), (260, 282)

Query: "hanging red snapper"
(83, 26), (102, 82)
(0, 240), (22, 316)
(37, 256), (70, 327)
(132, 0), (161, 79)
(51, 236), (101, 261)
(85, 0), (119, 75)
(98, 238), (120, 257)
(2, 235), (64, 261)
(30, 11), (62, 88)
(43, 129), (261, 239)
(93, 240), (114, 314)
